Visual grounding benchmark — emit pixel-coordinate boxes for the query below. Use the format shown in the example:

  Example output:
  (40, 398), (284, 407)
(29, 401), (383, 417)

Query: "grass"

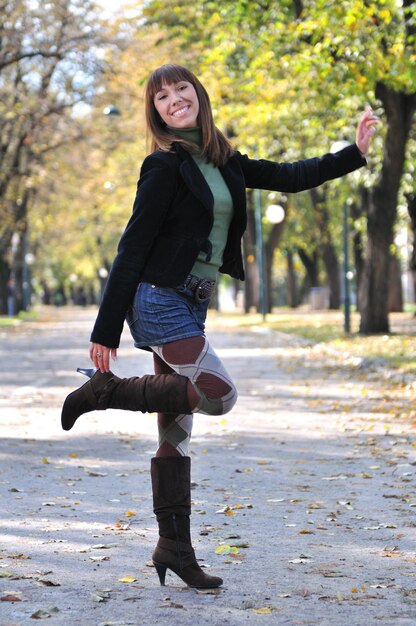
(0, 309), (39, 327)
(212, 308), (416, 375)
(2, 305), (415, 375)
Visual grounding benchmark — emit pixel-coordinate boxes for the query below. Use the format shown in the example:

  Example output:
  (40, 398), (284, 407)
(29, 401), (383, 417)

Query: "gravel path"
(1, 307), (415, 626)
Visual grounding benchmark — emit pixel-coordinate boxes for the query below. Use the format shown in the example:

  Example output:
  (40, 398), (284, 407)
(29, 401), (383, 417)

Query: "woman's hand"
(356, 106), (379, 156)
(90, 342), (117, 373)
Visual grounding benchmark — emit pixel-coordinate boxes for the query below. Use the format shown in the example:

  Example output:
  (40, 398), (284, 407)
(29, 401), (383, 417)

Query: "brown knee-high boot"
(61, 369), (193, 431)
(150, 456), (223, 588)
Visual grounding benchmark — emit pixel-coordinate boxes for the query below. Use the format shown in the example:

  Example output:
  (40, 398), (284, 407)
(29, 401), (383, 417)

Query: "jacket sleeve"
(90, 153), (177, 348)
(236, 144), (366, 193)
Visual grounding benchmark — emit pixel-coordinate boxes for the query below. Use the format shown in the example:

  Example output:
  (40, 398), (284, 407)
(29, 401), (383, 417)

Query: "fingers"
(361, 106), (379, 132)
(90, 343), (114, 373)
(356, 106), (380, 155)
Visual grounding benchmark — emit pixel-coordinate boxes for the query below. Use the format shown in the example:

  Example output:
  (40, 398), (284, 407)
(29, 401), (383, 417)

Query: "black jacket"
(91, 143), (365, 347)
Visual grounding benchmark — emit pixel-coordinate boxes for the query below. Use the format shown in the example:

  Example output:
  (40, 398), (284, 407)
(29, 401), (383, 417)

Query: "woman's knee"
(194, 382), (238, 416)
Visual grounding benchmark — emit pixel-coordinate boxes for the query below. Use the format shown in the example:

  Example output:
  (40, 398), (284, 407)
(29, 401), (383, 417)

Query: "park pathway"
(0, 307), (415, 625)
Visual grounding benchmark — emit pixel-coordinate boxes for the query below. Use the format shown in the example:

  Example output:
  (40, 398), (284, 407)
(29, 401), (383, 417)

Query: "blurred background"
(1, 0), (415, 335)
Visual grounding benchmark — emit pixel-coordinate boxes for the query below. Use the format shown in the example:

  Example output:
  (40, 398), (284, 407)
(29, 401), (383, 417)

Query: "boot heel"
(77, 367), (96, 379)
(153, 562), (167, 586)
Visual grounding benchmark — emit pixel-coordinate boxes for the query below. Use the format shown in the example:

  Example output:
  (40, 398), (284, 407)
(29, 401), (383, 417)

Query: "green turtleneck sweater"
(169, 127), (233, 281)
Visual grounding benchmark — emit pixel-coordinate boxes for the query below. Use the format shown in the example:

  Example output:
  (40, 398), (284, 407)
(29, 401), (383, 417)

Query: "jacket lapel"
(174, 144), (247, 227)
(175, 144), (214, 213)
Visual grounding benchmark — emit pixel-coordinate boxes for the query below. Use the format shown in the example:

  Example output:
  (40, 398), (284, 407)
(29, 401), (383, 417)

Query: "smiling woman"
(153, 81), (200, 128)
(61, 62), (377, 591)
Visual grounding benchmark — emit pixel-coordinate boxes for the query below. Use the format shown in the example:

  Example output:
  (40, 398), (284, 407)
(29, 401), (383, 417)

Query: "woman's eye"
(179, 85), (187, 91)
(157, 94), (166, 100)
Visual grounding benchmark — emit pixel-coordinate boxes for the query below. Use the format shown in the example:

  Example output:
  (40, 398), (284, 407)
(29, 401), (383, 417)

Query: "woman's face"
(153, 80), (200, 129)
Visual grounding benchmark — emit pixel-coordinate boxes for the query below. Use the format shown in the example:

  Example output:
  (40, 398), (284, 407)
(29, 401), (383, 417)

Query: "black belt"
(183, 274), (216, 303)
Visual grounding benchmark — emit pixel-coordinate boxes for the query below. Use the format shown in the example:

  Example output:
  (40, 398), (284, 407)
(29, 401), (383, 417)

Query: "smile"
(171, 105), (190, 118)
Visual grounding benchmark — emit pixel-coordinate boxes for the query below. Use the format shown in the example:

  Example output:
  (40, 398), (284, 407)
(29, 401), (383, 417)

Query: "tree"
(0, 0), (108, 313)
(142, 0), (416, 331)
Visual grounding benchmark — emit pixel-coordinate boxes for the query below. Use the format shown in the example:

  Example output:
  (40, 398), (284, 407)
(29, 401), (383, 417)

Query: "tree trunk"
(265, 221), (285, 312)
(359, 84), (416, 334)
(243, 192), (259, 312)
(350, 193), (366, 312)
(406, 193), (416, 310)
(297, 248), (319, 290)
(388, 254), (403, 312)
(286, 249), (299, 307)
(0, 256), (11, 315)
(309, 188), (340, 309)
(321, 243), (340, 309)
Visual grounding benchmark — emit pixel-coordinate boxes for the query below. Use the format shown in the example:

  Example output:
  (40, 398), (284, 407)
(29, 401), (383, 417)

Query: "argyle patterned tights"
(151, 336), (237, 457)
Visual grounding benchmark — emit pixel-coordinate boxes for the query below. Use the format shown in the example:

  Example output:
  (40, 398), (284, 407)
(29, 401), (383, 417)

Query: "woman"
(61, 64), (378, 589)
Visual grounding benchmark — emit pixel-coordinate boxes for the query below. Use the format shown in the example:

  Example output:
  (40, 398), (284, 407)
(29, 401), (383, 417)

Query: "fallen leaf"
(105, 523), (130, 531)
(195, 588), (222, 595)
(41, 457), (50, 465)
(84, 469), (107, 477)
(31, 606), (59, 619)
(118, 576), (137, 583)
(215, 545), (239, 555)
(124, 511), (136, 518)
(98, 622), (136, 626)
(7, 553), (30, 560)
(322, 475), (349, 481)
(37, 579), (61, 587)
(90, 593), (108, 603)
(1, 594), (22, 602)
(288, 554), (312, 564)
(253, 607), (272, 614)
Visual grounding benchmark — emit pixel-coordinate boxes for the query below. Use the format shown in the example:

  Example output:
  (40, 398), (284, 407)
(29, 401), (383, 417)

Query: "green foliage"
(3, 0), (414, 311)
(141, 0), (415, 278)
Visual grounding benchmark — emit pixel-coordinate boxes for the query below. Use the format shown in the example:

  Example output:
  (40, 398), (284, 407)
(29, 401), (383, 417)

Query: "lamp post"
(254, 189), (267, 318)
(330, 140), (352, 333)
(342, 201), (351, 333)
(23, 251), (35, 311)
(103, 104), (121, 117)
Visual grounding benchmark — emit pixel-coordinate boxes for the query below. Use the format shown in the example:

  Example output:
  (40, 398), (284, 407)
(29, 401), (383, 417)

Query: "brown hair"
(145, 64), (234, 167)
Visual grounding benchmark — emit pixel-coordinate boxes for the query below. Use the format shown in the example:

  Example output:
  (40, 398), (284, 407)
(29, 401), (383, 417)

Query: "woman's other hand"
(356, 106), (380, 156)
(89, 343), (117, 373)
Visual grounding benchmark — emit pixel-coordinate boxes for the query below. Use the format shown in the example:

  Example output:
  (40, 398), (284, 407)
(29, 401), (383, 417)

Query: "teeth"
(172, 106), (189, 117)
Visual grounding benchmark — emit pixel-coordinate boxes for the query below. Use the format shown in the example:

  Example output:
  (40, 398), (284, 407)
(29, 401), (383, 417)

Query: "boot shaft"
(150, 456), (191, 520)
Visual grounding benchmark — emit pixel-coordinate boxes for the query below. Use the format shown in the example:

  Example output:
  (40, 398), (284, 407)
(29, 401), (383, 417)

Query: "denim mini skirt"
(126, 282), (210, 350)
